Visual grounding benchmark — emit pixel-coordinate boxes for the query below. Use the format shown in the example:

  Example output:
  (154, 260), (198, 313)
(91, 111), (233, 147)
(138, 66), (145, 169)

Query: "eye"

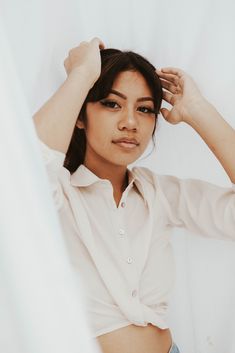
(138, 106), (155, 114)
(100, 100), (120, 109)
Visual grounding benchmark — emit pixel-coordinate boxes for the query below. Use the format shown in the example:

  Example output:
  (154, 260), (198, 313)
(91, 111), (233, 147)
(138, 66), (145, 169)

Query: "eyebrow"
(109, 89), (154, 102)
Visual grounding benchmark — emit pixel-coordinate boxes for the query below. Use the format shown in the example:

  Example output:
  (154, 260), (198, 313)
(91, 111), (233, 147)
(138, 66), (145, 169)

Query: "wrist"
(183, 97), (213, 125)
(67, 66), (98, 89)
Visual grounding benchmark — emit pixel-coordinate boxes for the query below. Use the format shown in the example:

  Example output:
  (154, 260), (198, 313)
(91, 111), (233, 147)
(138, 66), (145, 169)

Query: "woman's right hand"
(64, 37), (105, 86)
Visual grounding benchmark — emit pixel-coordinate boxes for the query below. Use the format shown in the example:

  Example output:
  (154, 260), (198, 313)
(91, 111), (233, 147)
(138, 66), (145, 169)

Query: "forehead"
(111, 70), (153, 97)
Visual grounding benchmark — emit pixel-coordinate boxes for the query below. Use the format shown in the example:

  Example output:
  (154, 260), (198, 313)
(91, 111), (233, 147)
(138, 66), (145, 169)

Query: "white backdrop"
(1, 0), (235, 352)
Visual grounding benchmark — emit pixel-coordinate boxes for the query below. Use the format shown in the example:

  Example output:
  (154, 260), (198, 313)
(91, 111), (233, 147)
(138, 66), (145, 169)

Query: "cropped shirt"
(40, 141), (235, 337)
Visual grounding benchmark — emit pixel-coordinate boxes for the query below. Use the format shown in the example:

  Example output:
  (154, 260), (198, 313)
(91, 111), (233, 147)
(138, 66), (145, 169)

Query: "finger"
(162, 90), (174, 104)
(79, 41), (89, 46)
(160, 107), (170, 120)
(99, 40), (105, 50)
(156, 70), (179, 85)
(90, 37), (105, 49)
(160, 67), (184, 77)
(63, 57), (68, 67)
(160, 79), (179, 93)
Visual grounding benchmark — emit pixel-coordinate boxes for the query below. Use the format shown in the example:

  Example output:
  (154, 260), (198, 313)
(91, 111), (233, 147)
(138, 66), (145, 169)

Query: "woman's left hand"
(156, 67), (205, 124)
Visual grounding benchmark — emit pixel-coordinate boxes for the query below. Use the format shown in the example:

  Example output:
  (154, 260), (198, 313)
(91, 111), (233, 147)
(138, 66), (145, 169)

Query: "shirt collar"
(70, 164), (148, 204)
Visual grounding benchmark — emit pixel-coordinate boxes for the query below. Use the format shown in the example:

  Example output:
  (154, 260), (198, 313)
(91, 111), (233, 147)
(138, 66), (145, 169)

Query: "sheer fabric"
(0, 13), (100, 353)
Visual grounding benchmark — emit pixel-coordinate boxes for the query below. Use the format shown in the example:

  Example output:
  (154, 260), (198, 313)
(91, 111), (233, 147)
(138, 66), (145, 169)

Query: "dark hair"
(64, 48), (163, 173)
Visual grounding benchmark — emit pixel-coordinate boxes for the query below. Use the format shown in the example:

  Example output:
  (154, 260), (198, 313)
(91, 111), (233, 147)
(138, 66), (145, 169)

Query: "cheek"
(87, 111), (111, 130)
(85, 119), (113, 147)
(142, 118), (156, 137)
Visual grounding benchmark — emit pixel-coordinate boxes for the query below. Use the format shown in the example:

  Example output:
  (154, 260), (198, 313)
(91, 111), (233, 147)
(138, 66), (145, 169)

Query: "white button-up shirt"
(40, 141), (235, 337)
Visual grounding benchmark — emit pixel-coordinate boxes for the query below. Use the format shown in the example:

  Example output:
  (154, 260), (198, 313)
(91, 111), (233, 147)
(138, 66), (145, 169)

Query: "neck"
(84, 159), (129, 194)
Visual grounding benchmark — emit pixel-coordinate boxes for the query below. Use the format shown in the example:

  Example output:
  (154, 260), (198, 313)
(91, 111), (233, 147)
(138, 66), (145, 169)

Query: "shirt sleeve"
(156, 174), (235, 241)
(39, 140), (69, 210)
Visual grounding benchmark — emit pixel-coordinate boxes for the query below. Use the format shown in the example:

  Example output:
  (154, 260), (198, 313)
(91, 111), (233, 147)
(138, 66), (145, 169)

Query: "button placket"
(119, 228), (125, 237)
(127, 257), (133, 264)
(117, 201), (126, 239)
(131, 289), (138, 298)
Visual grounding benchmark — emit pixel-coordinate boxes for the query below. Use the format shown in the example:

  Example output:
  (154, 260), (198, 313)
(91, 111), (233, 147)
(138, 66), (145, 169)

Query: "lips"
(112, 137), (139, 150)
(112, 138), (139, 145)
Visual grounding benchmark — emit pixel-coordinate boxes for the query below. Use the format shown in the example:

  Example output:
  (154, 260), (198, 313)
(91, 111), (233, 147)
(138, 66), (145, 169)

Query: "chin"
(108, 156), (139, 167)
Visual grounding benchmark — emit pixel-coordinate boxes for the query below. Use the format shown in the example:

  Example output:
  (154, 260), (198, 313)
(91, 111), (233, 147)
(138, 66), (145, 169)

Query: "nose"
(118, 109), (138, 131)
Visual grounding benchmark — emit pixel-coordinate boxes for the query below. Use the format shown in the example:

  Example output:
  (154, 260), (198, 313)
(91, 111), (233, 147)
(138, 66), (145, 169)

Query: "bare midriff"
(97, 324), (172, 353)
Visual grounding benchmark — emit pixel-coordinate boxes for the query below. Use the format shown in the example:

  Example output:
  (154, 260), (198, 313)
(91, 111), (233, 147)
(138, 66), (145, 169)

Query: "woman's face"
(77, 70), (156, 171)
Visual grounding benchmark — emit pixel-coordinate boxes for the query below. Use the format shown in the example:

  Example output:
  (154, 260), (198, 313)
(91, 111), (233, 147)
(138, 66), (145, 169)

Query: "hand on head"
(157, 67), (204, 124)
(64, 37), (105, 86)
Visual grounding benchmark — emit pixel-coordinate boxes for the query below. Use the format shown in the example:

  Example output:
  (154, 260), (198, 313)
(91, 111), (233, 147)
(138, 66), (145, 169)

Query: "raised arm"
(157, 67), (235, 183)
(33, 37), (104, 153)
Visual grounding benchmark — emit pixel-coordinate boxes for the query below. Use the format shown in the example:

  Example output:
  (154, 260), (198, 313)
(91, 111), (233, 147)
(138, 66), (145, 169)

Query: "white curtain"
(1, 0), (235, 352)
(0, 8), (99, 353)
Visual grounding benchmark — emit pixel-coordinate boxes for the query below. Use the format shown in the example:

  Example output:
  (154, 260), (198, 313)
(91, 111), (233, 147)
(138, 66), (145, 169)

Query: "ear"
(76, 119), (85, 129)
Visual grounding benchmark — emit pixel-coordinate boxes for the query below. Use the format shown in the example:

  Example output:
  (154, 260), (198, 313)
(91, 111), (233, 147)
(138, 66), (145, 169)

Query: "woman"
(34, 37), (235, 353)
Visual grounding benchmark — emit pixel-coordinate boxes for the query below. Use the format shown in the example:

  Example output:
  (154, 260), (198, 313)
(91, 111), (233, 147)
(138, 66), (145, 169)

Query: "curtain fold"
(0, 16), (99, 353)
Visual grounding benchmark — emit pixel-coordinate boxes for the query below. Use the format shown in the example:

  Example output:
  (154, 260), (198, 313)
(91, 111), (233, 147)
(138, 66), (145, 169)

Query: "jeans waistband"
(168, 342), (180, 353)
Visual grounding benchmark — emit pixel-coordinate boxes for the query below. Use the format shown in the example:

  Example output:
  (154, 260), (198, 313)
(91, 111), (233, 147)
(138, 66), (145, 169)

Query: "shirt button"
(119, 229), (125, 236)
(131, 289), (137, 297)
(121, 202), (126, 208)
(127, 257), (133, 264)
